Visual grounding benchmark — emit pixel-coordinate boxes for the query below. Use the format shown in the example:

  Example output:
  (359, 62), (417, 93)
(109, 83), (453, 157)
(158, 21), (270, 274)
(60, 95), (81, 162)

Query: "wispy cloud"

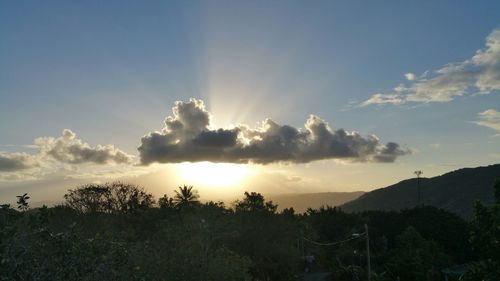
(429, 143), (441, 149)
(361, 28), (500, 106)
(0, 144), (38, 149)
(475, 109), (500, 135)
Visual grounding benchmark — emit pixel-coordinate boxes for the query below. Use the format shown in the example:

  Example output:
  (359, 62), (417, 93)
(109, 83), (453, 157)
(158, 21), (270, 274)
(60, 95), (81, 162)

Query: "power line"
(303, 225), (372, 281)
(303, 232), (365, 247)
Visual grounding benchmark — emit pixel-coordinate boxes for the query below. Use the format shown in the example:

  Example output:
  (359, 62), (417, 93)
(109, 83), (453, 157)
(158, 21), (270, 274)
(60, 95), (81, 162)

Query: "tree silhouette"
(158, 194), (175, 209)
(64, 182), (153, 214)
(234, 192), (277, 213)
(108, 182), (154, 213)
(64, 184), (111, 213)
(173, 185), (200, 210)
(464, 178), (500, 280)
(16, 193), (30, 212)
(386, 226), (450, 281)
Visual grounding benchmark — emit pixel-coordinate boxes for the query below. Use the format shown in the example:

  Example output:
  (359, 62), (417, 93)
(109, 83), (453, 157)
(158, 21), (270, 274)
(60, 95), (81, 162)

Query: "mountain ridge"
(341, 163), (500, 217)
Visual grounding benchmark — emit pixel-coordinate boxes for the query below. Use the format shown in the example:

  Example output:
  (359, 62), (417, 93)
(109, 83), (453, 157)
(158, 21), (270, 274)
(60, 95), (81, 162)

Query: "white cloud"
(0, 130), (134, 180)
(362, 28), (500, 106)
(404, 73), (416, 81)
(475, 109), (500, 134)
(36, 129), (133, 165)
(360, 93), (404, 107)
(430, 143), (441, 149)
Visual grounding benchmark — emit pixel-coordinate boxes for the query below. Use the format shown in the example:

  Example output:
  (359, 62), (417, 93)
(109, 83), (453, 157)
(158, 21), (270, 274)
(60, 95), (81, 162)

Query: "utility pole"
(365, 224), (371, 281)
(414, 170), (423, 205)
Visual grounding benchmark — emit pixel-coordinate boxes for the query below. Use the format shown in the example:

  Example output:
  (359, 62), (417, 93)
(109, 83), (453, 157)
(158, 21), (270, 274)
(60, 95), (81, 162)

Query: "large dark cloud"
(139, 99), (410, 165)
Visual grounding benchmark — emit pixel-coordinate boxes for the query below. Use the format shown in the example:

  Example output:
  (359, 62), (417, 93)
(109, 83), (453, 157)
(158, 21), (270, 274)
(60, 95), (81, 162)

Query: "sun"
(176, 162), (250, 187)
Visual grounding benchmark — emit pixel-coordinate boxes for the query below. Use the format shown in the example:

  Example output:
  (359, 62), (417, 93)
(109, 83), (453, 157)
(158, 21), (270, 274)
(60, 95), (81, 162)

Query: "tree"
(108, 182), (154, 213)
(158, 194), (175, 209)
(205, 247), (252, 281)
(16, 193), (30, 212)
(173, 185), (200, 210)
(281, 207), (295, 217)
(386, 226), (450, 281)
(64, 182), (153, 214)
(64, 184), (112, 213)
(1, 226), (133, 281)
(232, 192), (299, 281)
(234, 192), (277, 213)
(464, 178), (500, 281)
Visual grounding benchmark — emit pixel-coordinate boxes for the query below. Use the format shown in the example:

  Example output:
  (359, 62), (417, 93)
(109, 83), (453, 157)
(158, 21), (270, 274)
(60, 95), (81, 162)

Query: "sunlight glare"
(176, 162), (250, 187)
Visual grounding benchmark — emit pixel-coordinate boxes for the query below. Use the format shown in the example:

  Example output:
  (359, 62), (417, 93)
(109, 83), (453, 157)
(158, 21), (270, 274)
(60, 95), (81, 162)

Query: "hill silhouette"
(267, 191), (364, 213)
(341, 163), (500, 217)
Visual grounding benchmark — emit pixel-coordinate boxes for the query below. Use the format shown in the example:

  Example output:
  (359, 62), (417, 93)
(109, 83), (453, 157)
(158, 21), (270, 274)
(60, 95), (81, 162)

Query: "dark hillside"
(341, 164), (500, 217)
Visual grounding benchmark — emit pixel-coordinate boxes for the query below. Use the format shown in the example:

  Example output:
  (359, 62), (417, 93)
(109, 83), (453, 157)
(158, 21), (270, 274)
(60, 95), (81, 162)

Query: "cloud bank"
(0, 130), (133, 175)
(139, 99), (410, 165)
(1, 101), (410, 180)
(475, 109), (500, 134)
(362, 28), (500, 106)
(0, 152), (38, 172)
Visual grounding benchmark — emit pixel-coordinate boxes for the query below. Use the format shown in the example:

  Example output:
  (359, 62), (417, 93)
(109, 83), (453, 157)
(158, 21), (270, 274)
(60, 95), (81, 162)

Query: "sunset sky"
(1, 1), (499, 203)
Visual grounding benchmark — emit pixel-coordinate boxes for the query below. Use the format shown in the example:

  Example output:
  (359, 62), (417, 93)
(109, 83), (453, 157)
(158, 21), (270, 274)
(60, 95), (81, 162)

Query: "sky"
(1, 1), (499, 204)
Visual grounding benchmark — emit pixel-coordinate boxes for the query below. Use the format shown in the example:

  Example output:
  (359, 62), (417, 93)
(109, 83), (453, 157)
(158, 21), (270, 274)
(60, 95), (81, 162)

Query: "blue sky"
(1, 1), (499, 202)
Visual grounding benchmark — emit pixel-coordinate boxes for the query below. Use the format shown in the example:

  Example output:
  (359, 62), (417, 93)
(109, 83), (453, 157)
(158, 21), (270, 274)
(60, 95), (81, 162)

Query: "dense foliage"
(1, 179), (499, 281)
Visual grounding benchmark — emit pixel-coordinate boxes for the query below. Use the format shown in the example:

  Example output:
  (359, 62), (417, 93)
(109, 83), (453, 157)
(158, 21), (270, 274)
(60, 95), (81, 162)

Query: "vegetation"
(172, 185), (200, 210)
(1, 179), (499, 281)
(462, 179), (500, 281)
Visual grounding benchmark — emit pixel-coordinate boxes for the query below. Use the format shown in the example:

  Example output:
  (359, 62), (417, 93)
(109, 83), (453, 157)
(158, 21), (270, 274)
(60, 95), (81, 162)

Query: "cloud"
(362, 28), (500, 106)
(404, 73), (416, 81)
(0, 152), (38, 172)
(360, 93), (404, 107)
(139, 99), (410, 165)
(429, 143), (441, 149)
(0, 129), (134, 177)
(475, 109), (500, 134)
(36, 129), (133, 165)
(0, 144), (38, 149)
